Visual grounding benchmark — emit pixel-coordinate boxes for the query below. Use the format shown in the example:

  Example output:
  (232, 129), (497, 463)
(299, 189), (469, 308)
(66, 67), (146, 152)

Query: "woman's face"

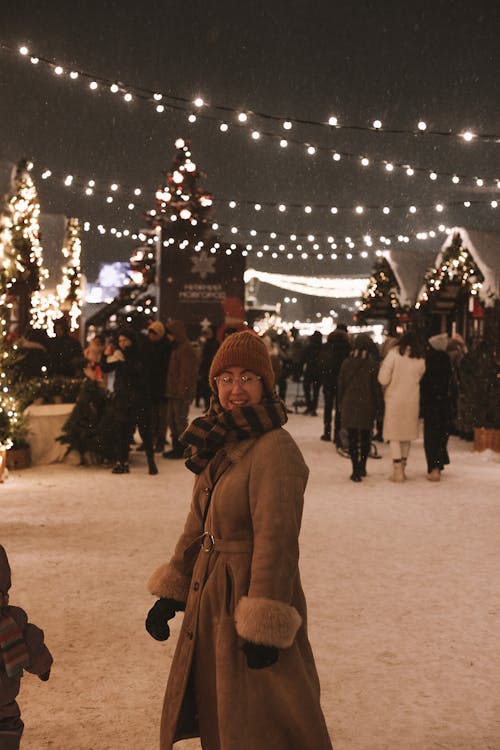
(118, 335), (132, 350)
(215, 366), (263, 410)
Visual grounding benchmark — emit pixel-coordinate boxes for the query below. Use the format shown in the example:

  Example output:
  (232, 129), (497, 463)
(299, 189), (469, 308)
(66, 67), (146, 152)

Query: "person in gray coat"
(337, 334), (382, 482)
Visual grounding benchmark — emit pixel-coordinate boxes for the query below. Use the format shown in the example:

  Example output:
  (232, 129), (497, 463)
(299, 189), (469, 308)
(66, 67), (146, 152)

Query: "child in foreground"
(0, 545), (53, 750)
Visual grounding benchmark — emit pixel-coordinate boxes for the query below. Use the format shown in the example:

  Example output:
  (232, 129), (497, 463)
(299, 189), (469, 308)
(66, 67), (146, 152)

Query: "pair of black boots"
(111, 451), (158, 475)
(349, 451), (368, 483)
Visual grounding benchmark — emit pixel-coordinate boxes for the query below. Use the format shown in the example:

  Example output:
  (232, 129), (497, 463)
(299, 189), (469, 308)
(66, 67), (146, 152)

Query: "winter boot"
(349, 453), (362, 482)
(320, 429), (331, 441)
(426, 467), (441, 482)
(163, 440), (183, 459)
(147, 451), (158, 475)
(111, 460), (129, 474)
(389, 459), (405, 483)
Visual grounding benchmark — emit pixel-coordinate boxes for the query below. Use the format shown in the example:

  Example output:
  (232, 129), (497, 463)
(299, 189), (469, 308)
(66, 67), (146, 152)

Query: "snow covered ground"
(2, 408), (499, 750)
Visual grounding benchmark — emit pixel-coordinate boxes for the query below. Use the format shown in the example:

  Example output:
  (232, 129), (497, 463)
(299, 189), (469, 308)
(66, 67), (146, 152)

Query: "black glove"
(39, 669), (51, 681)
(242, 641), (279, 670)
(145, 598), (185, 641)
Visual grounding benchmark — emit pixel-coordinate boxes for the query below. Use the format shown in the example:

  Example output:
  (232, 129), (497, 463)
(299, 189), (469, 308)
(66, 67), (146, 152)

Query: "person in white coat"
(378, 331), (426, 482)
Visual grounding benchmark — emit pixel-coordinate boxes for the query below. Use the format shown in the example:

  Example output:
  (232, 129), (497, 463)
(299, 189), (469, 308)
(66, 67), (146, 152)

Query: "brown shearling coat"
(148, 427), (333, 750)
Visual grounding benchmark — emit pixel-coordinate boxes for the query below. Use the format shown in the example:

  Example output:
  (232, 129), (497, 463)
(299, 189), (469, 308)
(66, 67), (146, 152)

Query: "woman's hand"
(145, 598), (186, 641)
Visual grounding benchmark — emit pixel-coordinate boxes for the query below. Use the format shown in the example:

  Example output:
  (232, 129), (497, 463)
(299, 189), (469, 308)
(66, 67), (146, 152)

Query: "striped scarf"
(0, 612), (29, 677)
(181, 394), (288, 474)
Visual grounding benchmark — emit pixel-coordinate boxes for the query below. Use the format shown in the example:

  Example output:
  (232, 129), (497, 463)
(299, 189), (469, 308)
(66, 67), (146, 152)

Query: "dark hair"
(398, 331), (425, 359)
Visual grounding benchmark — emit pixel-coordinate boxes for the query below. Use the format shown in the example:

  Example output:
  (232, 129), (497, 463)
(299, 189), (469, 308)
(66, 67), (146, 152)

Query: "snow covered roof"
(384, 247), (437, 306)
(416, 227), (500, 306)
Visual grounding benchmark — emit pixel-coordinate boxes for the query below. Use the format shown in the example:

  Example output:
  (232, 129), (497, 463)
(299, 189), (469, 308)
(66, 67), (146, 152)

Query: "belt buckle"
(201, 532), (215, 553)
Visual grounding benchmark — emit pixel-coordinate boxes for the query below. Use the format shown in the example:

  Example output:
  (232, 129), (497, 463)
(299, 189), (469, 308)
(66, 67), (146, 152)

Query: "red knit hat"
(209, 331), (275, 392)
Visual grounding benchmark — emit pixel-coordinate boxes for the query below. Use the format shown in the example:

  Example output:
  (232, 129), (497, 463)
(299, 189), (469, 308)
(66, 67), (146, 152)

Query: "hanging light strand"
(35, 164), (499, 214)
(8, 42), (499, 143)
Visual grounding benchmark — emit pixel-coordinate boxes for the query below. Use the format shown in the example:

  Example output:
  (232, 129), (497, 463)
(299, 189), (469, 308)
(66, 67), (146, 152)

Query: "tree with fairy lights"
(356, 257), (402, 333)
(147, 137), (214, 241)
(0, 158), (48, 337)
(56, 217), (83, 332)
(417, 232), (484, 309)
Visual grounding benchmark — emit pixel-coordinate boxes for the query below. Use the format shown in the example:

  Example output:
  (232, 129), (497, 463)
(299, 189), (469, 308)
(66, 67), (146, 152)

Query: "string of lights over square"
(16, 139), (487, 260)
(33, 162), (500, 217)
(3, 42), (499, 189)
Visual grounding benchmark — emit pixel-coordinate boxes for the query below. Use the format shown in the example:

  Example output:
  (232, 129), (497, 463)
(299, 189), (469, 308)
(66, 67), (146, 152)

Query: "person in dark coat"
(48, 318), (84, 377)
(196, 325), (219, 411)
(337, 333), (382, 482)
(145, 331), (333, 750)
(101, 327), (158, 475)
(0, 546), (53, 750)
(146, 321), (172, 452)
(302, 331), (323, 415)
(318, 325), (351, 443)
(162, 321), (199, 460)
(421, 333), (453, 481)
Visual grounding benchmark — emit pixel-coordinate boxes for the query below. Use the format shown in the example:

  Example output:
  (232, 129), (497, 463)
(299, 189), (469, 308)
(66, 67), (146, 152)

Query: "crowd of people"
(13, 316), (497, 483)
(256, 325), (496, 484)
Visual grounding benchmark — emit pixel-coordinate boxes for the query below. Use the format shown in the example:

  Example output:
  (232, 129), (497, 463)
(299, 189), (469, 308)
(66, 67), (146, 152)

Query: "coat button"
(203, 487), (210, 494)
(193, 581), (199, 591)
(186, 630), (193, 640)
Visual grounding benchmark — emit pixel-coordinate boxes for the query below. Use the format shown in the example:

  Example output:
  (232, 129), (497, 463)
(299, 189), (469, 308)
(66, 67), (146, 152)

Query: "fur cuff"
(234, 596), (302, 648)
(147, 563), (191, 602)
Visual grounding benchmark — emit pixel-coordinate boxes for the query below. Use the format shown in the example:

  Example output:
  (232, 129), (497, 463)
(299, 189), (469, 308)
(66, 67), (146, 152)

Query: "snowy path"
(2, 409), (499, 750)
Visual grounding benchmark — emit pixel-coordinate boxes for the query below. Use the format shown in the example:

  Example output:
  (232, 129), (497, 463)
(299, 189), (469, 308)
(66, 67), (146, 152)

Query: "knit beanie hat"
(209, 331), (275, 392)
(148, 321), (166, 337)
(0, 546), (11, 593)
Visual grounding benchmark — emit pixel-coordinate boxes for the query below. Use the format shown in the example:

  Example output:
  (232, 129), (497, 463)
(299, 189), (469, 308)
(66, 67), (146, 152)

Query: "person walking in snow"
(421, 333), (453, 482)
(302, 330), (323, 416)
(378, 330), (426, 482)
(145, 331), (333, 750)
(101, 327), (158, 475)
(145, 321), (172, 453)
(0, 546), (53, 750)
(318, 325), (351, 444)
(337, 333), (382, 482)
(162, 320), (199, 460)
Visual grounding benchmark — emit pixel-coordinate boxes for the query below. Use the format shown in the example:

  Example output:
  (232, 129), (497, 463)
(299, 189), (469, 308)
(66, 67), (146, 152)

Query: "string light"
(6, 42), (499, 183)
(10, 43), (496, 140)
(32, 163), (498, 217)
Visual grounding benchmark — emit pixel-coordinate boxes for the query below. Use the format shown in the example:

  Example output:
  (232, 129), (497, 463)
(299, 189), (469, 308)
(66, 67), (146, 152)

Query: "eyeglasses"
(214, 374), (262, 387)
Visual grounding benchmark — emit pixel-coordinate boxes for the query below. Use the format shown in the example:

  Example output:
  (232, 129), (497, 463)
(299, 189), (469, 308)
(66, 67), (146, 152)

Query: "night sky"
(1, 0), (499, 316)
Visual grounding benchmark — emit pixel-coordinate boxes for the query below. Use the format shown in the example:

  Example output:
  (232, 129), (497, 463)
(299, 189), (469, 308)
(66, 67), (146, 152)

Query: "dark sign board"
(159, 237), (246, 340)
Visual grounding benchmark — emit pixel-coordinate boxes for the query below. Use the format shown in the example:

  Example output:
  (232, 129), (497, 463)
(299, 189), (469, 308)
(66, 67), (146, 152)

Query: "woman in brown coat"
(146, 331), (333, 750)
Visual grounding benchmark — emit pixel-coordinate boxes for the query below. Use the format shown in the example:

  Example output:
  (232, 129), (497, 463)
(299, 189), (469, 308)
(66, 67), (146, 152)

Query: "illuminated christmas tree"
(0, 158), (48, 336)
(147, 137), (214, 240)
(56, 217), (83, 332)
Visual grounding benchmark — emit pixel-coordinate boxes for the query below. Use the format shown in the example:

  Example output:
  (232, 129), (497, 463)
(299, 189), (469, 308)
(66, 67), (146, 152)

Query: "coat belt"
(201, 532), (252, 554)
